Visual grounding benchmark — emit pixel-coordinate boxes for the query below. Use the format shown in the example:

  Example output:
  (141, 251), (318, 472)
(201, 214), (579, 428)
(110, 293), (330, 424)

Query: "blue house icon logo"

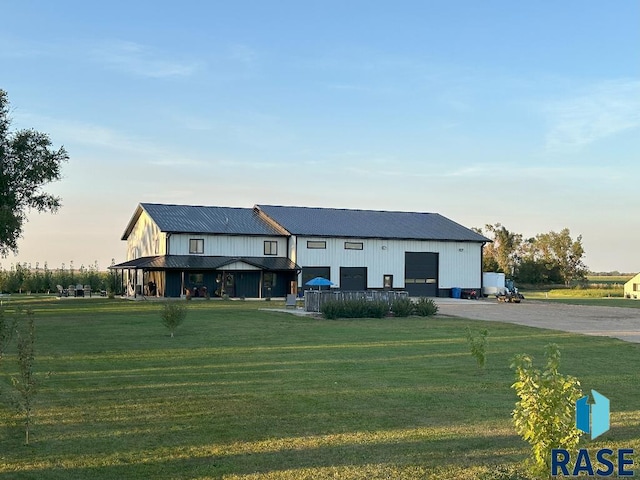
(576, 390), (610, 440)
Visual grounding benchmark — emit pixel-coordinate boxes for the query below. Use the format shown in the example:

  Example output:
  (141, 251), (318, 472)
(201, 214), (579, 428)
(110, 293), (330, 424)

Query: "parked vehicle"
(482, 272), (506, 297)
(496, 279), (525, 303)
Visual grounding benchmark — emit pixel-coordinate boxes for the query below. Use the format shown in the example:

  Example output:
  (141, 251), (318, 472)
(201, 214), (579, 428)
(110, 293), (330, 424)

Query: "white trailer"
(482, 272), (506, 297)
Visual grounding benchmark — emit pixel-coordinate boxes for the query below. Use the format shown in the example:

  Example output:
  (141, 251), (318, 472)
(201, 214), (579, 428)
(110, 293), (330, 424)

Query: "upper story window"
(189, 239), (204, 254)
(264, 240), (278, 256)
(307, 241), (327, 249)
(344, 241), (363, 250)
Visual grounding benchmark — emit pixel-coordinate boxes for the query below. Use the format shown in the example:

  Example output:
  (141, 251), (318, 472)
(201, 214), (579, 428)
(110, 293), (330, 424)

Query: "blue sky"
(2, 0), (639, 272)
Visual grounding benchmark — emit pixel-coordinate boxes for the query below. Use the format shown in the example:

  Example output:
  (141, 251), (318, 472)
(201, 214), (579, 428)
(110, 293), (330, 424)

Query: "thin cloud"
(544, 79), (640, 149)
(93, 40), (202, 78)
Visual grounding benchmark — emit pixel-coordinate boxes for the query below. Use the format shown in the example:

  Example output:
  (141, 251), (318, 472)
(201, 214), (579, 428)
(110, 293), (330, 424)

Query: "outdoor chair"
(56, 285), (68, 297)
(76, 284), (84, 297)
(84, 285), (92, 297)
(68, 285), (76, 297)
(285, 294), (297, 308)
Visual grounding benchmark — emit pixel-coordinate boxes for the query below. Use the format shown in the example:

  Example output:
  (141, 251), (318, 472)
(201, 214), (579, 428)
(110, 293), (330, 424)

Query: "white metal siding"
(295, 237), (482, 289)
(126, 211), (166, 260)
(168, 234), (287, 258)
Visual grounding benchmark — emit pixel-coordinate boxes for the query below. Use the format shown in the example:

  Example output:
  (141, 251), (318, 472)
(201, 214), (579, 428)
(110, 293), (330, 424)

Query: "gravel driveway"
(434, 298), (640, 344)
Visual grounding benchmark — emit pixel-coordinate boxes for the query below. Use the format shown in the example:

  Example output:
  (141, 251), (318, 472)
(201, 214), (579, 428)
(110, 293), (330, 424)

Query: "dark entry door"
(235, 271), (260, 298)
(340, 267), (367, 291)
(224, 273), (235, 297)
(404, 252), (438, 296)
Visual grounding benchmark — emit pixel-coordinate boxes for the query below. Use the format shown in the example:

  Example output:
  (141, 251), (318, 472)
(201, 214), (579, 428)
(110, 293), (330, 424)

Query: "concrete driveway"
(434, 298), (640, 344)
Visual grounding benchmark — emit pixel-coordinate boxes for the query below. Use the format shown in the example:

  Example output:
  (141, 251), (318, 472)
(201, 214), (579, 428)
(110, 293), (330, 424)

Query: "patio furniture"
(285, 294), (297, 308)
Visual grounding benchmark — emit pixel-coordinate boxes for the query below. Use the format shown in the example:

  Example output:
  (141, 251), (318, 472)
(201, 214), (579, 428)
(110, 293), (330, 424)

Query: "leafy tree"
(466, 328), (489, 370)
(161, 302), (188, 337)
(0, 89), (68, 257)
(528, 229), (587, 286)
(511, 344), (583, 478)
(478, 224), (522, 275)
(515, 258), (563, 285)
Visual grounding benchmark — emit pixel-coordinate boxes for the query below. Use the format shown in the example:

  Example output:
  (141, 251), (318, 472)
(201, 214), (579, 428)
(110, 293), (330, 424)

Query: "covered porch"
(110, 255), (300, 299)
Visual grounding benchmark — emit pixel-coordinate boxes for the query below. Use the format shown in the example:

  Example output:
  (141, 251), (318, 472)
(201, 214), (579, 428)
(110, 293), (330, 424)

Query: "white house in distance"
(624, 273), (640, 299)
(112, 203), (490, 298)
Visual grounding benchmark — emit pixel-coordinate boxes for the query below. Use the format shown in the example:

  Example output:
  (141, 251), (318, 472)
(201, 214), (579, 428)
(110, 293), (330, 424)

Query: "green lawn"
(1, 298), (639, 479)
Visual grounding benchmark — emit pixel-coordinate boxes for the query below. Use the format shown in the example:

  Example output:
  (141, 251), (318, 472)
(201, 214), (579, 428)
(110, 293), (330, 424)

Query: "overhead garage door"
(404, 252), (438, 296)
(340, 267), (367, 291)
(301, 267), (331, 290)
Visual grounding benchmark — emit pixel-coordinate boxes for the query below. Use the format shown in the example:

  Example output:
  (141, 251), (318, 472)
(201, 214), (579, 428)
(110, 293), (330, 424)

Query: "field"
(1, 297), (639, 479)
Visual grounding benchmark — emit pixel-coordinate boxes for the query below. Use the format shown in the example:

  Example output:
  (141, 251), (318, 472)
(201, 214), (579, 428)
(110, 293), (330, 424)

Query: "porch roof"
(111, 255), (300, 272)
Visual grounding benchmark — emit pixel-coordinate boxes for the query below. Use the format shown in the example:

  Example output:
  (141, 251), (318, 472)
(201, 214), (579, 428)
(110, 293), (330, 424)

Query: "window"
(189, 273), (204, 284)
(307, 241), (326, 249)
(383, 275), (393, 289)
(634, 283), (640, 292)
(264, 240), (278, 255)
(189, 239), (204, 254)
(344, 241), (363, 250)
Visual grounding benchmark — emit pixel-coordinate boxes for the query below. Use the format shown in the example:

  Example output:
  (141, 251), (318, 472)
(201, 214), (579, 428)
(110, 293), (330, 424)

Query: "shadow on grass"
(1, 432), (525, 480)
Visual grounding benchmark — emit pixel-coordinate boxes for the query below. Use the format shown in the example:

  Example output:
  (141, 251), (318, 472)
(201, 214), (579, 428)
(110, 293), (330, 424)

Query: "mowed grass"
(0, 298), (639, 479)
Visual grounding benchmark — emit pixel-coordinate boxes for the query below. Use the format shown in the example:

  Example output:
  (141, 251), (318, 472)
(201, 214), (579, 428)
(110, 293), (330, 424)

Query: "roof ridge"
(257, 204), (436, 215)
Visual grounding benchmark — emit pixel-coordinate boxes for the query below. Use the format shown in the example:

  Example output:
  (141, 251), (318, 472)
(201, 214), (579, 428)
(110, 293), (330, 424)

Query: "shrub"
(161, 302), (188, 337)
(366, 300), (389, 318)
(414, 297), (438, 316)
(320, 299), (389, 319)
(391, 297), (414, 317)
(510, 344), (583, 478)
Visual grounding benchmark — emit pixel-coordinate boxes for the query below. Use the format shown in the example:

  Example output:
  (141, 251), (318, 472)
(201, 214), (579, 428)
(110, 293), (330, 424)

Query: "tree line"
(0, 262), (119, 294)
(475, 223), (588, 286)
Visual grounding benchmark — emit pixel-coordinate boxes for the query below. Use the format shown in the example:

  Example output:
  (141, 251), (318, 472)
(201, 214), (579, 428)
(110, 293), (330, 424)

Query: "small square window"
(189, 239), (204, 254)
(264, 241), (278, 255)
(344, 241), (363, 250)
(383, 275), (393, 289)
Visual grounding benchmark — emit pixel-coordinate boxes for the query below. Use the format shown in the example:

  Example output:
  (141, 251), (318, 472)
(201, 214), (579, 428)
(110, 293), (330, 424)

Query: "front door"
(224, 273), (235, 297)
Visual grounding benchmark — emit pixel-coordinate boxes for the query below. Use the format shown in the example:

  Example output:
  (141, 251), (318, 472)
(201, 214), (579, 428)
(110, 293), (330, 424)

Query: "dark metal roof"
(256, 205), (489, 242)
(122, 203), (287, 240)
(111, 255), (300, 271)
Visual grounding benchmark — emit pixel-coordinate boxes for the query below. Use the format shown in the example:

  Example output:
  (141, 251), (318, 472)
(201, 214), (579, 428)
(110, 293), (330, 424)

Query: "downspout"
(480, 242), (485, 295)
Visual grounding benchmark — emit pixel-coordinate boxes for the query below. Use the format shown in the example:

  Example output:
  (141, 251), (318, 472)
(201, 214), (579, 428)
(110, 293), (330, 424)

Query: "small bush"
(366, 300), (389, 318)
(390, 297), (414, 317)
(320, 299), (389, 319)
(414, 297), (438, 316)
(161, 302), (188, 337)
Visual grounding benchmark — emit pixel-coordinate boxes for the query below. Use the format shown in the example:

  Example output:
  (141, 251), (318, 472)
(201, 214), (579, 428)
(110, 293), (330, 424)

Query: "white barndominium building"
(113, 203), (490, 298)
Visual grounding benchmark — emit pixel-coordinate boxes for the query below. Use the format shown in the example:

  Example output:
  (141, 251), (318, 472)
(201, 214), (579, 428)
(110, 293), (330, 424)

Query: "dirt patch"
(434, 299), (640, 344)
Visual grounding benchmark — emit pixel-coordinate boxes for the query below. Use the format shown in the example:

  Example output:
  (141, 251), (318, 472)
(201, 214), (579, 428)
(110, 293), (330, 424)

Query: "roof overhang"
(110, 255), (301, 272)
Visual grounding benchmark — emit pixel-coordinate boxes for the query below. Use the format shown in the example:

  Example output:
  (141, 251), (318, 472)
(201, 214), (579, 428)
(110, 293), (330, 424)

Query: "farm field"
(1, 298), (639, 479)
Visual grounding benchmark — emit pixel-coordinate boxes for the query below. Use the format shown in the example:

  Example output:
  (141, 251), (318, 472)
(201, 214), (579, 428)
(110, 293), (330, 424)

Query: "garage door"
(404, 252), (438, 296)
(340, 267), (367, 291)
(301, 267), (331, 290)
